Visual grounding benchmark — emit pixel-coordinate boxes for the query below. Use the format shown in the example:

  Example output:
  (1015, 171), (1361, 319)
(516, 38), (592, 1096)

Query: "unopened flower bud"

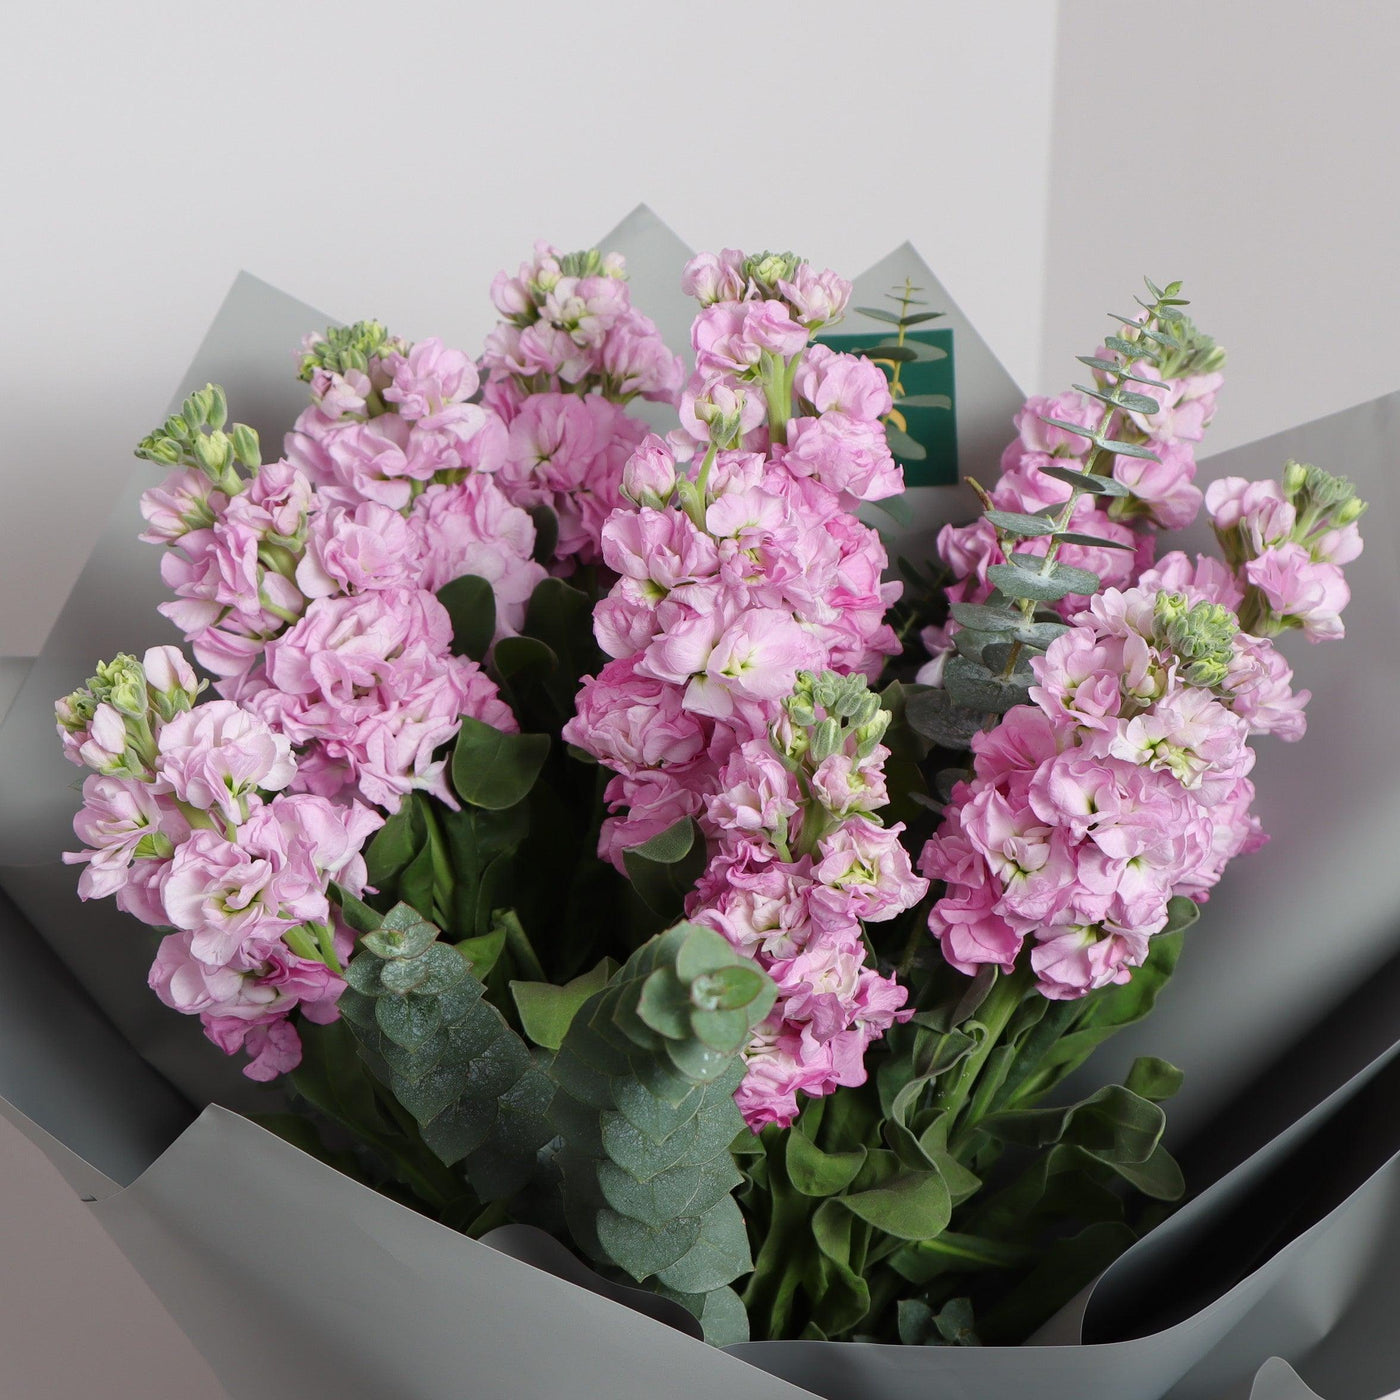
(1335, 495), (1368, 525)
(141, 645), (202, 720)
(621, 436), (677, 508)
(744, 251), (802, 295)
(92, 654), (148, 718)
(230, 423), (261, 469)
(810, 717), (843, 763)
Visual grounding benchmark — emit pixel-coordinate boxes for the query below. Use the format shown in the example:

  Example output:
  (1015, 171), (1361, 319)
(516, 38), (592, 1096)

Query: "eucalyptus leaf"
(984, 509), (1056, 538)
(894, 392), (952, 409)
(1037, 464), (1132, 498)
(885, 426), (927, 461)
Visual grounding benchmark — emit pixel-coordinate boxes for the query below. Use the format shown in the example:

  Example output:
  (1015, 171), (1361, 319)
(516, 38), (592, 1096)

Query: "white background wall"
(1, 2), (1398, 1395)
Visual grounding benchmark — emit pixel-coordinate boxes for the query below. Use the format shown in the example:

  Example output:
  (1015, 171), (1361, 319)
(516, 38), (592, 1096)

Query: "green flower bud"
(192, 430), (230, 477)
(135, 433), (182, 466)
(810, 717), (843, 764)
(1335, 495), (1368, 525)
(1155, 595), (1238, 691)
(744, 251), (802, 294)
(164, 414), (191, 443)
(55, 689), (96, 733)
(230, 423), (261, 469)
(558, 248), (605, 279)
(92, 654), (148, 718)
(1283, 459), (1309, 499)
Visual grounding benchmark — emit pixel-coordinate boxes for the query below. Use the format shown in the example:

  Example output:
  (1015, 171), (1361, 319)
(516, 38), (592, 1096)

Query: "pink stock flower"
(776, 264), (852, 329)
(139, 469), (226, 544)
(154, 701), (296, 822)
(64, 775), (188, 900)
(1245, 543), (1350, 641)
(296, 501), (421, 599)
(409, 478), (546, 634)
(382, 338), (481, 426)
(680, 249), (747, 306)
(793, 346), (892, 422)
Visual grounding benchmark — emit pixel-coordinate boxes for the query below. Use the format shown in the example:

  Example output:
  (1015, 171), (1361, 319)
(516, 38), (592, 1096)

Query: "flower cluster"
(1207, 460), (1365, 642)
(57, 648), (382, 1079)
(482, 243), (684, 567)
(136, 344), (525, 814)
(564, 249), (902, 867)
(566, 250), (918, 1124)
(919, 550), (1346, 998)
(688, 672), (926, 1129)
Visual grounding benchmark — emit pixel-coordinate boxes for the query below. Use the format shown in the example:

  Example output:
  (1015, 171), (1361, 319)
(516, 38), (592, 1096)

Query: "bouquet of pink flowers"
(55, 243), (1365, 1349)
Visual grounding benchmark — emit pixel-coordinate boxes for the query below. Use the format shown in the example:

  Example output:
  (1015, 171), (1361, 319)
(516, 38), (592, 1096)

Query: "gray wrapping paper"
(3, 208), (1400, 1399)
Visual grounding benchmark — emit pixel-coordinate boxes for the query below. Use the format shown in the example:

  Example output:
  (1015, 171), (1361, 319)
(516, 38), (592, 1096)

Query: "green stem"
(932, 967), (1030, 1129)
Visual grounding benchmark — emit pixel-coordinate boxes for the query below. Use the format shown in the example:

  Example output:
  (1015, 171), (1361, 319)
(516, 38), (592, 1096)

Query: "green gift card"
(815, 327), (958, 487)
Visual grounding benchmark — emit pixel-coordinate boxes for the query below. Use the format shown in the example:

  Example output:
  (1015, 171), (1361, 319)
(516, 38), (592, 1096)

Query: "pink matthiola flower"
(793, 346), (892, 422)
(810, 750), (890, 818)
(561, 656), (707, 775)
(780, 413), (903, 503)
(1108, 687), (1250, 791)
(1138, 551), (1245, 610)
(228, 460), (313, 541)
(383, 338), (480, 426)
(680, 249), (747, 306)
(1015, 391), (1099, 456)
(690, 859), (816, 962)
(409, 478), (546, 635)
(602, 506), (720, 593)
(600, 310), (683, 403)
(1127, 369), (1223, 443)
(706, 740), (800, 852)
(154, 700), (296, 822)
(139, 468), (226, 544)
(690, 608), (822, 718)
(1245, 542), (1350, 641)
(621, 435), (679, 507)
(769, 942), (868, 1041)
(1204, 476), (1290, 537)
(811, 818), (928, 924)
(960, 787), (1075, 930)
(297, 502), (421, 599)
(1031, 924), (1149, 999)
(159, 829), (304, 964)
(1224, 633), (1309, 740)
(1112, 440), (1204, 530)
(678, 370), (768, 446)
(316, 415), (419, 509)
(928, 879), (1022, 976)
(776, 264), (851, 330)
(64, 775), (188, 900)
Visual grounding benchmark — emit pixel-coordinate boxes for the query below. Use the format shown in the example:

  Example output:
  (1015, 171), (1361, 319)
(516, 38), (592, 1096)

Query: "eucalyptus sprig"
(910, 279), (1191, 753)
(849, 279), (952, 463)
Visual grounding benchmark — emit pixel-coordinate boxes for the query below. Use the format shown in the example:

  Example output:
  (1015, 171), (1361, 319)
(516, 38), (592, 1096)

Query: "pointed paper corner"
(594, 206), (697, 380)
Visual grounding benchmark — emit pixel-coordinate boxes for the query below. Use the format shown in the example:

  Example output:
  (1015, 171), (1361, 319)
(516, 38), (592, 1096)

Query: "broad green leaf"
(943, 654), (1032, 713)
(840, 1169), (952, 1241)
(786, 1130), (867, 1197)
(1124, 1056), (1185, 1103)
(903, 686), (986, 750)
(451, 717), (550, 810)
(437, 575), (496, 662)
(527, 504), (558, 564)
(622, 817), (707, 921)
(893, 392), (952, 410)
(987, 556), (1100, 603)
(363, 799), (425, 889)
